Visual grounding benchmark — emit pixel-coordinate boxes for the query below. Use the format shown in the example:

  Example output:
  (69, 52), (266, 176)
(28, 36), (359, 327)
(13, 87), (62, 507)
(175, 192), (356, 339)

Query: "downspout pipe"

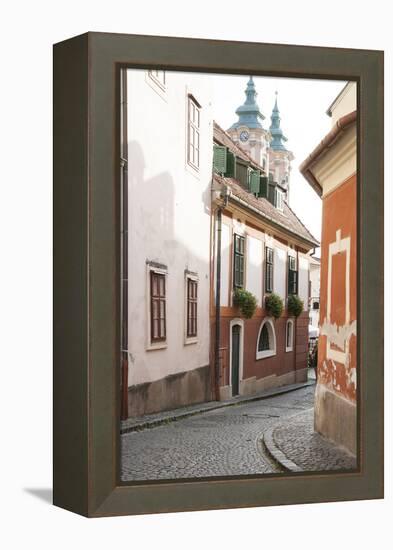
(214, 207), (222, 401)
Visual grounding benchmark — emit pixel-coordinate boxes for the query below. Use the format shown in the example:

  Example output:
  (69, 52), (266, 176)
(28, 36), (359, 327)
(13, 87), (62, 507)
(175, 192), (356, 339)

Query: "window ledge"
(146, 342), (168, 352)
(256, 349), (276, 360)
(285, 346), (293, 353)
(184, 337), (198, 346)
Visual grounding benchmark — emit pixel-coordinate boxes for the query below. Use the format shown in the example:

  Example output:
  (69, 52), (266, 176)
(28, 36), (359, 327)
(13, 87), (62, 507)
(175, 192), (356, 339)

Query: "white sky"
(210, 74), (346, 246)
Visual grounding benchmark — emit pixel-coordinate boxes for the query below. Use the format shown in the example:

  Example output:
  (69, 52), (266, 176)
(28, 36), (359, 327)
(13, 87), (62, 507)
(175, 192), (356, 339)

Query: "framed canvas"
(53, 32), (383, 517)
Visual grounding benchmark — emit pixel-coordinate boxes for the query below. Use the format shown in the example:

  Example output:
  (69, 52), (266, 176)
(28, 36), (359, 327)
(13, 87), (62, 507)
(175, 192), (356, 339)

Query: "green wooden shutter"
(236, 161), (248, 187)
(249, 170), (261, 195)
(213, 145), (227, 174)
(288, 268), (294, 294)
(287, 257), (298, 295)
(225, 151), (236, 178)
(259, 176), (268, 198)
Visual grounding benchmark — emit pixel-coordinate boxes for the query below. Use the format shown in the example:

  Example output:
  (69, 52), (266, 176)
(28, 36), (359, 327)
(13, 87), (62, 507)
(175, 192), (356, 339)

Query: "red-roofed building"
(211, 120), (318, 400)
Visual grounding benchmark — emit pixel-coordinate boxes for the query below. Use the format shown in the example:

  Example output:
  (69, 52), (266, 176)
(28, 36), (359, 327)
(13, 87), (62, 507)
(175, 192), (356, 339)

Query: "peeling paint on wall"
(320, 318), (356, 350)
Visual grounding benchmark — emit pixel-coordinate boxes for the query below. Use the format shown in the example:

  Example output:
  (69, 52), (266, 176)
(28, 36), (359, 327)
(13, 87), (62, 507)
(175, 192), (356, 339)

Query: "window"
(150, 271), (166, 343)
(288, 255), (298, 295)
(148, 69), (166, 89)
(265, 246), (273, 293)
(286, 319), (294, 352)
(259, 324), (270, 351)
(187, 96), (201, 169)
(256, 319), (276, 359)
(233, 234), (245, 288)
(275, 188), (284, 211)
(186, 277), (198, 339)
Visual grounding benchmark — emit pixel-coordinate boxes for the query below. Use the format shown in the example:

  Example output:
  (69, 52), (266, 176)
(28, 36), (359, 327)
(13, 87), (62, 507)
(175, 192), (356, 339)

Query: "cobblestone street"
(122, 384), (341, 481)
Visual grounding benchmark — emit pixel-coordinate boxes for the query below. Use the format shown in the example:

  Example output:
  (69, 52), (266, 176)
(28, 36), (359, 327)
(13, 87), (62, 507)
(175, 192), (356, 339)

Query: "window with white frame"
(256, 318), (276, 359)
(275, 188), (284, 211)
(146, 263), (168, 350)
(286, 319), (294, 352)
(187, 95), (201, 170)
(185, 273), (198, 342)
(148, 69), (166, 90)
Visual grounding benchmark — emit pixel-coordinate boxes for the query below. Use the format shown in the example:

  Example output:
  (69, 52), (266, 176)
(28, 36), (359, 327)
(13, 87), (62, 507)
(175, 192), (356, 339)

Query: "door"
(231, 324), (240, 396)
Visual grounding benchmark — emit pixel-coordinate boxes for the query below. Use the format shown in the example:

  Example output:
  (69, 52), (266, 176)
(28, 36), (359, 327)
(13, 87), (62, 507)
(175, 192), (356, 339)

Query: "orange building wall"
(318, 174), (357, 402)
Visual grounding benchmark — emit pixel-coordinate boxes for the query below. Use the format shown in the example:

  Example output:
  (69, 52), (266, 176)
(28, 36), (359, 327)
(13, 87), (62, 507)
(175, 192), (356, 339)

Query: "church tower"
(268, 92), (294, 202)
(227, 77), (270, 174)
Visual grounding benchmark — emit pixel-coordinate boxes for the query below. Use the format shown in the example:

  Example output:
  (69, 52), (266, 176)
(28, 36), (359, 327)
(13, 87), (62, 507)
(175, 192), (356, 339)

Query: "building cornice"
(299, 110), (357, 197)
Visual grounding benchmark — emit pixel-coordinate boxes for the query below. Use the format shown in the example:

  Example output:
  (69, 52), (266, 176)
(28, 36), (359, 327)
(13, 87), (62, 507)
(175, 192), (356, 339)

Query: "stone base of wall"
(127, 364), (211, 417)
(314, 383), (357, 456)
(219, 385), (232, 401)
(219, 368), (308, 400)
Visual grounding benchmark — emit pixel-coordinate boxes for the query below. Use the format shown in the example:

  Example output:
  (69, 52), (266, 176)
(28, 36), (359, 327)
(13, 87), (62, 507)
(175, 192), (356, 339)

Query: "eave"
(299, 110), (357, 197)
(226, 193), (319, 251)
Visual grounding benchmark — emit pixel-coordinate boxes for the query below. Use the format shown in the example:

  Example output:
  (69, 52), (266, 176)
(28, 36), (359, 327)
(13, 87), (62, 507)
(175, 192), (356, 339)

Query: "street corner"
(263, 408), (357, 473)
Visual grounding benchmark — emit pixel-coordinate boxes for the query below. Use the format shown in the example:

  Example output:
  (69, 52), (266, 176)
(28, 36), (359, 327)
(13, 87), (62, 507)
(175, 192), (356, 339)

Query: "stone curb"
(262, 410), (314, 472)
(121, 380), (315, 435)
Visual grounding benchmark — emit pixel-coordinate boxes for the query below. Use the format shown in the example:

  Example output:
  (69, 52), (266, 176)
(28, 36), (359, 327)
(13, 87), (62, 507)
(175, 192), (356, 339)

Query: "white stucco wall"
(298, 255), (310, 311)
(219, 222), (231, 307)
(246, 235), (263, 306)
(126, 69), (213, 386)
(273, 246), (286, 299)
(309, 260), (320, 327)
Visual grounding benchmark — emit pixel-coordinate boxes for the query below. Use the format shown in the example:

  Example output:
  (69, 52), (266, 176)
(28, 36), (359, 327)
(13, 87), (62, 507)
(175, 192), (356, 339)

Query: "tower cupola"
(229, 77), (265, 130)
(269, 92), (288, 151)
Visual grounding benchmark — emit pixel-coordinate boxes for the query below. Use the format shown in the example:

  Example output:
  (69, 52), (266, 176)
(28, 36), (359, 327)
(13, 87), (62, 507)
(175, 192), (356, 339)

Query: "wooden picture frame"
(53, 32), (384, 517)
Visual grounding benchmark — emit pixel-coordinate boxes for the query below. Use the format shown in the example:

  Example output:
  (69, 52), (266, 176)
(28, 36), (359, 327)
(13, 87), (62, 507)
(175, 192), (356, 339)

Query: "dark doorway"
(231, 324), (241, 396)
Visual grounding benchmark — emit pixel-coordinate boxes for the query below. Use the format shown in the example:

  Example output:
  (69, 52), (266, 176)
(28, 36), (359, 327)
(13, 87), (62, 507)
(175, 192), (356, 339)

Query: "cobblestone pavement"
(270, 408), (357, 471)
(121, 385), (315, 481)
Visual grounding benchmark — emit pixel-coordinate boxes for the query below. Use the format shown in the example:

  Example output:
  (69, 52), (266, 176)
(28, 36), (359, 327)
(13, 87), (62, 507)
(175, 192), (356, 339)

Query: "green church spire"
(269, 92), (288, 151)
(229, 76), (265, 130)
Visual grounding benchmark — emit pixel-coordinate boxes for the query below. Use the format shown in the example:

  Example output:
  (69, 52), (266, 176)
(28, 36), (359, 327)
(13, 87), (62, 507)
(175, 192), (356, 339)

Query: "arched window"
(286, 319), (294, 352)
(258, 325), (270, 351)
(256, 318), (276, 360)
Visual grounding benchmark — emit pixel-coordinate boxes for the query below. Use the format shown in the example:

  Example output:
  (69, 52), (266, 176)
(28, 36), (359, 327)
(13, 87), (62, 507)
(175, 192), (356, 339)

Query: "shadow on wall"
(126, 140), (213, 410)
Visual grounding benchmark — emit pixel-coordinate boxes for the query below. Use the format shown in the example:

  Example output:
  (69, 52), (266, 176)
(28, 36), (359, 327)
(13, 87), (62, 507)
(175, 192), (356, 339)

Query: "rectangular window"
(286, 323), (292, 347)
(275, 188), (284, 211)
(187, 96), (201, 169)
(148, 69), (166, 89)
(186, 278), (198, 338)
(233, 234), (245, 288)
(286, 320), (294, 352)
(288, 255), (298, 295)
(150, 271), (166, 342)
(265, 246), (274, 293)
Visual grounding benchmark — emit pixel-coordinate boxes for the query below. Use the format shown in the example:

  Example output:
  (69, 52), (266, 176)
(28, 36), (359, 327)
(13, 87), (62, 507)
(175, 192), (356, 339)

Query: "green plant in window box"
(287, 294), (304, 317)
(265, 292), (284, 319)
(233, 288), (257, 319)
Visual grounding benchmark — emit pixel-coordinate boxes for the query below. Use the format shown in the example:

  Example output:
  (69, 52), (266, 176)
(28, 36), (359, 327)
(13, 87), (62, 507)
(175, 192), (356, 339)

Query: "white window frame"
(187, 95), (201, 171)
(286, 319), (294, 352)
(256, 318), (276, 360)
(146, 263), (168, 351)
(275, 188), (284, 212)
(184, 272), (199, 345)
